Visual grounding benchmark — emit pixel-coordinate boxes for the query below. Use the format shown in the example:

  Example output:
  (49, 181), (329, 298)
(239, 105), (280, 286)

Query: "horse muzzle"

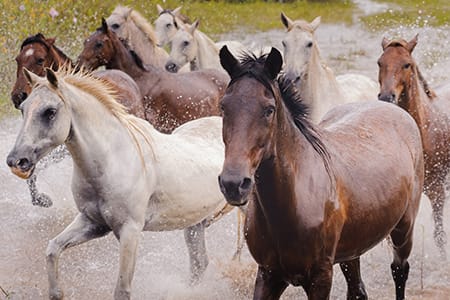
(165, 62), (179, 73)
(6, 155), (35, 179)
(218, 174), (252, 206)
(378, 92), (396, 103)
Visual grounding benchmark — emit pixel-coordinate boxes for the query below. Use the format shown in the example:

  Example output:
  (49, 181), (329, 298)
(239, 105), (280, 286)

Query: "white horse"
(106, 5), (169, 69)
(154, 4), (187, 48)
(6, 68), (231, 300)
(281, 13), (379, 123)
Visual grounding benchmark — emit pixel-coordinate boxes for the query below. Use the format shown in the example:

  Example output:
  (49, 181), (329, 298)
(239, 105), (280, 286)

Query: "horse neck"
(399, 66), (432, 133)
(106, 39), (145, 79)
(303, 44), (343, 122)
(127, 21), (167, 67)
(194, 31), (221, 70)
(255, 103), (332, 228)
(49, 46), (73, 69)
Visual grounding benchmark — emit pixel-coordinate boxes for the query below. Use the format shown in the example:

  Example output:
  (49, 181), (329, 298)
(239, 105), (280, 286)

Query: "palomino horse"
(106, 5), (168, 69)
(280, 13), (378, 123)
(154, 4), (190, 48)
(7, 68), (228, 300)
(11, 33), (144, 207)
(218, 46), (423, 299)
(77, 18), (229, 133)
(378, 35), (450, 258)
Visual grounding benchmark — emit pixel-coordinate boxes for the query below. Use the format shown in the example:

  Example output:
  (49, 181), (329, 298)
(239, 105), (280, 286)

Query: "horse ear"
(46, 68), (58, 89)
(188, 20), (199, 34)
(23, 68), (40, 86)
(310, 16), (321, 31)
(280, 12), (293, 30)
(407, 34), (418, 53)
(101, 17), (109, 33)
(173, 6), (182, 16)
(219, 46), (240, 78)
(264, 48), (283, 80)
(381, 37), (390, 50)
(46, 37), (56, 46)
(156, 4), (163, 14)
(124, 7), (132, 20)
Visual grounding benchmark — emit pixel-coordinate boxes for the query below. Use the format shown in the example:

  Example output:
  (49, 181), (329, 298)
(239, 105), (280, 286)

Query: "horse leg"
(27, 173), (53, 207)
(425, 181), (447, 259)
(339, 258), (367, 300)
(253, 266), (288, 300)
(304, 261), (333, 300)
(46, 213), (110, 300)
(184, 219), (208, 284)
(389, 214), (415, 300)
(113, 221), (142, 300)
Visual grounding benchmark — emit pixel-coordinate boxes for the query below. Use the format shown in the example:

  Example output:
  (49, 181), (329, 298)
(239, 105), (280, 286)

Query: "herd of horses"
(5, 4), (450, 300)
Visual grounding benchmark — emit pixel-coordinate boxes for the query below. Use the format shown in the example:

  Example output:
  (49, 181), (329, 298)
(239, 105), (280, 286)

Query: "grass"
(0, 0), (355, 116)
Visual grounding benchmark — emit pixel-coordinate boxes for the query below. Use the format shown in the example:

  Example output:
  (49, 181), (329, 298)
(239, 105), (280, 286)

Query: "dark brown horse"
(12, 33), (145, 208)
(218, 46), (423, 299)
(77, 18), (229, 133)
(378, 35), (450, 259)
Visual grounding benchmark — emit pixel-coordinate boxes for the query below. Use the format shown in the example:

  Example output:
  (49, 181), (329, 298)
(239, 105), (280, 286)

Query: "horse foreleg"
(184, 220), (208, 284)
(425, 181), (447, 259)
(113, 221), (142, 300)
(339, 258), (367, 300)
(46, 213), (110, 300)
(252, 266), (288, 300)
(304, 261), (333, 300)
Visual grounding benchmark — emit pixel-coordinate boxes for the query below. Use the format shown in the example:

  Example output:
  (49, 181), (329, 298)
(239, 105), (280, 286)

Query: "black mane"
(231, 52), (331, 167)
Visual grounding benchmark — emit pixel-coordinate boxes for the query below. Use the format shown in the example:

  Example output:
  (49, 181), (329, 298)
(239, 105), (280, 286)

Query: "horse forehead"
(226, 77), (270, 101)
(155, 13), (173, 25)
(18, 44), (47, 60)
(381, 46), (411, 65)
(287, 27), (313, 41)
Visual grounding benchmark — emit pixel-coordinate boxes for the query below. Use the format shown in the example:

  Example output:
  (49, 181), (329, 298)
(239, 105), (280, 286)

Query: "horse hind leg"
(339, 258), (367, 300)
(184, 219), (208, 284)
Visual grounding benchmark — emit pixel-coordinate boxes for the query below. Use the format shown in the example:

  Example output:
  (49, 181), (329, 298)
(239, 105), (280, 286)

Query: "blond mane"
(48, 66), (154, 163)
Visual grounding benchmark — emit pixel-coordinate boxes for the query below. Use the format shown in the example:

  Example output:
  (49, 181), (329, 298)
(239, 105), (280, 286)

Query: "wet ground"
(1, 1), (450, 299)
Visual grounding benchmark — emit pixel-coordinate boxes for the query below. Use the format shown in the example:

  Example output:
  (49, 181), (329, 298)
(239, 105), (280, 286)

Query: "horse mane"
(21, 33), (72, 64)
(385, 39), (436, 99)
(158, 9), (191, 24)
(118, 37), (147, 71)
(233, 52), (331, 169)
(128, 8), (159, 46)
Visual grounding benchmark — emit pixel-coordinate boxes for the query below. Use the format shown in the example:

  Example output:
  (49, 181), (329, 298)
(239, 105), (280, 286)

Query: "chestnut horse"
(218, 46), (423, 299)
(77, 18), (229, 133)
(11, 33), (144, 207)
(378, 35), (450, 259)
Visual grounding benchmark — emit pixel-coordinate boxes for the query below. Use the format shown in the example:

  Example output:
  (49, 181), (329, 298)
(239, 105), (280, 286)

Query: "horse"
(11, 33), (144, 208)
(105, 5), (169, 69)
(280, 13), (379, 123)
(154, 4), (190, 48)
(6, 67), (229, 300)
(378, 34), (450, 259)
(217, 46), (423, 299)
(77, 18), (229, 134)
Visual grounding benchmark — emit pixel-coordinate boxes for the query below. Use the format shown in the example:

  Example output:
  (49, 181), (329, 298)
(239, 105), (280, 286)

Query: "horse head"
(7, 68), (71, 179)
(280, 13), (321, 84)
(377, 35), (419, 104)
(218, 46), (283, 206)
(12, 33), (70, 109)
(165, 20), (200, 73)
(154, 5), (183, 47)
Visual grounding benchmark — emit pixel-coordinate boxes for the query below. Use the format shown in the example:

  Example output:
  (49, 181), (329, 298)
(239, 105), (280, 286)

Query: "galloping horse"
(78, 19), (229, 133)
(280, 13), (378, 123)
(378, 35), (450, 258)
(11, 33), (144, 207)
(218, 46), (423, 299)
(106, 5), (168, 69)
(7, 68), (228, 300)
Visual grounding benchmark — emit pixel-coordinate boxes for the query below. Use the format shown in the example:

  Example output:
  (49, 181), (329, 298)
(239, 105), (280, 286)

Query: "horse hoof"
(49, 287), (64, 300)
(32, 193), (53, 208)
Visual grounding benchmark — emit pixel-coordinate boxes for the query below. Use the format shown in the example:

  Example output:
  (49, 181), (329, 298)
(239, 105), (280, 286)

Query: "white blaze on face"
(24, 48), (34, 57)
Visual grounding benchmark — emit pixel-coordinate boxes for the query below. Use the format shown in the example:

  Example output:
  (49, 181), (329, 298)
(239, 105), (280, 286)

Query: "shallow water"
(2, 2), (450, 299)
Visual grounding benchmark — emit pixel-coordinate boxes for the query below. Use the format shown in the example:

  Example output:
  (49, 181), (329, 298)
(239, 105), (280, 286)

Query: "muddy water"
(2, 6), (450, 300)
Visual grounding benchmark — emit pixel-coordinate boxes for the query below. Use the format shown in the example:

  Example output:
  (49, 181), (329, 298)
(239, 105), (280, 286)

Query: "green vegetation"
(361, 0), (450, 29)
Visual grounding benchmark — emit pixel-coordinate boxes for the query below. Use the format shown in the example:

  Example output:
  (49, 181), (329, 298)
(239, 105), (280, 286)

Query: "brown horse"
(12, 33), (145, 208)
(218, 46), (423, 299)
(378, 35), (450, 259)
(77, 18), (229, 133)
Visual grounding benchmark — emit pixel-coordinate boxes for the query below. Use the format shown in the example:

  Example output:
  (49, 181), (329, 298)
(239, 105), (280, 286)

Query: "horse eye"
(36, 58), (45, 66)
(183, 41), (190, 47)
(111, 23), (120, 30)
(264, 106), (275, 118)
(306, 41), (313, 48)
(403, 63), (411, 69)
(166, 23), (172, 29)
(42, 108), (57, 121)
(95, 41), (103, 49)
(282, 41), (286, 48)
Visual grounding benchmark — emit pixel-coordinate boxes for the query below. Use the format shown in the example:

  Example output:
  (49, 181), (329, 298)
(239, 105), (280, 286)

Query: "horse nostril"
(377, 93), (382, 100)
(165, 63), (177, 73)
(20, 92), (28, 101)
(16, 158), (31, 170)
(240, 177), (252, 191)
